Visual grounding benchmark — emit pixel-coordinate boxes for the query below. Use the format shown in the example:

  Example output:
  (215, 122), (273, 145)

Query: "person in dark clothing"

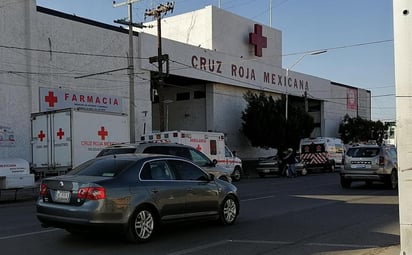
(284, 148), (297, 177)
(277, 149), (287, 176)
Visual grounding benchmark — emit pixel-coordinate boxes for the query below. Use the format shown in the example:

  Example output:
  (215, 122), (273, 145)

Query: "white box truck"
(31, 108), (129, 177)
(140, 130), (243, 181)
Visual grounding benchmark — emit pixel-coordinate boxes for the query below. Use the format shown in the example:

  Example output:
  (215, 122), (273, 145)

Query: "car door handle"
(151, 188), (159, 193)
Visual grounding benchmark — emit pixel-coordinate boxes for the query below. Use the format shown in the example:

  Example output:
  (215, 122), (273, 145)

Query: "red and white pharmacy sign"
(39, 87), (123, 113)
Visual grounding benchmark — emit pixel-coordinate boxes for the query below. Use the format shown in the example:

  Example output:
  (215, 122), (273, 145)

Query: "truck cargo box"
(31, 108), (129, 176)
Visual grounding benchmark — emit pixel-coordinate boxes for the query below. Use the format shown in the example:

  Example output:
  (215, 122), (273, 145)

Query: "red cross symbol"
(249, 24), (267, 57)
(38, 130), (46, 142)
(196, 144), (202, 151)
(45, 91), (58, 107)
(56, 128), (65, 139)
(98, 127), (108, 140)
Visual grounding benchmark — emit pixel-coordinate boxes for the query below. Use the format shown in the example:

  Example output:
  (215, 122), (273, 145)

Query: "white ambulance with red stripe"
(140, 130), (243, 181)
(299, 137), (344, 172)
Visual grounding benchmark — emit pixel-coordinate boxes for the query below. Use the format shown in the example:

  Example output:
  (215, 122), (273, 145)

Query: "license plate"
(55, 190), (71, 203)
(351, 164), (371, 169)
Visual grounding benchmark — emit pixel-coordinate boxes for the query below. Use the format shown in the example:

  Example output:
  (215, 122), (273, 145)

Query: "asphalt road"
(0, 172), (400, 255)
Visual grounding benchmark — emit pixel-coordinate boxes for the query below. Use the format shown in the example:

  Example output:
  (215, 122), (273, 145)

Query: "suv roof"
(96, 142), (192, 157)
(96, 142), (233, 182)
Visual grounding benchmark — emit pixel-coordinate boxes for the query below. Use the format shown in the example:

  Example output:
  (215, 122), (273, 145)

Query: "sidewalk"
(331, 245), (400, 255)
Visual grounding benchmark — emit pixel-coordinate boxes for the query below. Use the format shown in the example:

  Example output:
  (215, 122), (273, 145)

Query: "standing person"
(284, 148), (297, 177)
(278, 149), (287, 177)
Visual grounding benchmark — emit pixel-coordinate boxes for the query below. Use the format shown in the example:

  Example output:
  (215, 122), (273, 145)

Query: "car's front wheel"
(232, 167), (242, 182)
(219, 195), (239, 225)
(125, 206), (157, 243)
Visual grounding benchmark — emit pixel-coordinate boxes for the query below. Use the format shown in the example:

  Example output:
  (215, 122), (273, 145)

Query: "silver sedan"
(36, 154), (239, 243)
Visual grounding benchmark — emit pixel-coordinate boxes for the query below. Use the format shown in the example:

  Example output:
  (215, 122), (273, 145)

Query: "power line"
(282, 39), (393, 57)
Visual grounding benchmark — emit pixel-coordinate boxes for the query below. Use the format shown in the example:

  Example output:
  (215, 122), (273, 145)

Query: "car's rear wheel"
(232, 167), (241, 182)
(385, 170), (398, 190)
(219, 195), (239, 225)
(340, 176), (351, 188)
(125, 206), (157, 243)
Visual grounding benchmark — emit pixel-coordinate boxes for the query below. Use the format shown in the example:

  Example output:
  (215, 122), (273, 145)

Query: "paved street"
(0, 172), (400, 255)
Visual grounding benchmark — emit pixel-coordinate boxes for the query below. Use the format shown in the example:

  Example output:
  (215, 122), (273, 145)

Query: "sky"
(36, 0), (395, 122)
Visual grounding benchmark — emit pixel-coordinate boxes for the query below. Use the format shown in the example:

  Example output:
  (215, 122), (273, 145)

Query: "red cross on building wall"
(45, 91), (58, 107)
(98, 127), (108, 140)
(249, 24), (267, 57)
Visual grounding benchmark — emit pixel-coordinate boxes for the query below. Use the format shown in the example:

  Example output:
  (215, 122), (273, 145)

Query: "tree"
(338, 114), (389, 144)
(241, 91), (314, 151)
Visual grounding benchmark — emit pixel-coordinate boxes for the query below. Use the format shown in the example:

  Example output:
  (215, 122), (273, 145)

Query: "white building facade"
(0, 1), (370, 162)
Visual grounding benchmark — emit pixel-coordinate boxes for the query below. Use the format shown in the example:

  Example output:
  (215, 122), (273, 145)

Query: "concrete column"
(394, 1), (412, 254)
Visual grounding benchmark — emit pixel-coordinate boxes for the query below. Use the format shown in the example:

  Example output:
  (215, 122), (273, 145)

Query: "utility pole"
(285, 50), (326, 121)
(304, 91), (308, 112)
(145, 2), (174, 131)
(113, 0), (143, 143)
(394, 1), (412, 253)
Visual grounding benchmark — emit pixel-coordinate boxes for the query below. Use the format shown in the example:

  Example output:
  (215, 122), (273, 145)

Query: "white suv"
(340, 144), (398, 189)
(97, 143), (233, 182)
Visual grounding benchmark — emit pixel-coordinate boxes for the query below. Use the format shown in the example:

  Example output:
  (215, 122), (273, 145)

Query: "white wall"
(140, 5), (283, 68)
(0, 1), (151, 161)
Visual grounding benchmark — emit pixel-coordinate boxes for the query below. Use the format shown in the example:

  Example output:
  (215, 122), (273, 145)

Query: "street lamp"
(285, 50), (327, 120)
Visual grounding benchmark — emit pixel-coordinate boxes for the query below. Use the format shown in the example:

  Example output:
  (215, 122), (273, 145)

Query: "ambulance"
(299, 137), (344, 172)
(140, 130), (243, 181)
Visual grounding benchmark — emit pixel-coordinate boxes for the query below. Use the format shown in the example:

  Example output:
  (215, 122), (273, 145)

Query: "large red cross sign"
(249, 24), (267, 57)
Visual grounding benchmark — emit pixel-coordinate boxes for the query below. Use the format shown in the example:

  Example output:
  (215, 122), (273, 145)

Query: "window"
(168, 159), (208, 181)
(225, 146), (232, 157)
(143, 146), (191, 159)
(194, 91), (206, 99)
(140, 161), (174, 180)
(210, 140), (217, 155)
(347, 148), (380, 157)
(176, 92), (190, 101)
(70, 158), (135, 177)
(96, 148), (136, 157)
(188, 148), (211, 167)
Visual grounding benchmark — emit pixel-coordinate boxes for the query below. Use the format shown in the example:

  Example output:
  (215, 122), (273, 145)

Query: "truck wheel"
(329, 161), (336, 172)
(232, 167), (241, 182)
(300, 167), (308, 176)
